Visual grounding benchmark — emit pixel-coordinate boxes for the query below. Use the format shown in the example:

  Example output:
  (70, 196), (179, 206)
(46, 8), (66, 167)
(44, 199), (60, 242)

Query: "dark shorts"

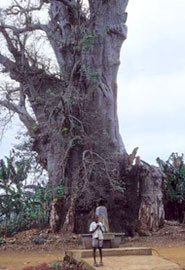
(92, 238), (103, 248)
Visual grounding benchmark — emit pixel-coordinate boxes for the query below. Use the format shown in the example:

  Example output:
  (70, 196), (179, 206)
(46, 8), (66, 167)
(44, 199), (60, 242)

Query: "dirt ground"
(0, 223), (185, 270)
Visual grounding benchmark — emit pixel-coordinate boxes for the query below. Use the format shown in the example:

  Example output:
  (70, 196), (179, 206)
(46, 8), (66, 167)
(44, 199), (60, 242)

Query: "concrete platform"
(65, 248), (182, 270)
(65, 247), (152, 260)
(83, 255), (181, 270)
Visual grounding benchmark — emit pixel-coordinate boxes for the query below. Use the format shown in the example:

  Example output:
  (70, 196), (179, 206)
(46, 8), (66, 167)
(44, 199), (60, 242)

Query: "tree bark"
(137, 165), (165, 235)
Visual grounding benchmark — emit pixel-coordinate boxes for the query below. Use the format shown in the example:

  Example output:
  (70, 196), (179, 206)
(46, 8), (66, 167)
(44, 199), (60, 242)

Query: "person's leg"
(98, 240), (103, 266)
(99, 248), (103, 264)
(93, 247), (98, 265)
(92, 239), (98, 266)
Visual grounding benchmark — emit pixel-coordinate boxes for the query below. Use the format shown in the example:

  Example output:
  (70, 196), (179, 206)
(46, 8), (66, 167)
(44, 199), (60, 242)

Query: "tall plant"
(0, 151), (64, 235)
(157, 153), (185, 222)
(0, 152), (31, 219)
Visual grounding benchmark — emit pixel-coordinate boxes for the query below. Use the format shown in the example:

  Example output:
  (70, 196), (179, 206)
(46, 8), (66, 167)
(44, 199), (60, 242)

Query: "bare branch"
(5, 0), (45, 15)
(0, 23), (48, 35)
(14, 0), (45, 12)
(0, 26), (22, 62)
(0, 99), (19, 114)
(0, 86), (19, 96)
(0, 26), (51, 82)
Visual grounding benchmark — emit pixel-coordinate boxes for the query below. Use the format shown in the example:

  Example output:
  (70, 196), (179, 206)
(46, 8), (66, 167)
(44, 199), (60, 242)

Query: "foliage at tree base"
(23, 256), (85, 270)
(0, 151), (65, 237)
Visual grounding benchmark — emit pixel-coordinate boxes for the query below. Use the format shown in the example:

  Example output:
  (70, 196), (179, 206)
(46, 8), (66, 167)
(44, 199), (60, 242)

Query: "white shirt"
(89, 221), (104, 239)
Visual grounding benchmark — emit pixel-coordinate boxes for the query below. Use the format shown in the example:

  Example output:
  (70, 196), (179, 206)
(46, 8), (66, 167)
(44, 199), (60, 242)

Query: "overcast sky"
(118, 0), (185, 164)
(1, 0), (185, 165)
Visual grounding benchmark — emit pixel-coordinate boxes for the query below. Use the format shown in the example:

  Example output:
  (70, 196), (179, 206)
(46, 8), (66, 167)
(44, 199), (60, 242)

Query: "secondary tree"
(0, 0), (129, 233)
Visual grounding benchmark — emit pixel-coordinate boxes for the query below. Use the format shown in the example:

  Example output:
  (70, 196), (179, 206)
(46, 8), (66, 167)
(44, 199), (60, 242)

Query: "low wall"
(81, 233), (125, 249)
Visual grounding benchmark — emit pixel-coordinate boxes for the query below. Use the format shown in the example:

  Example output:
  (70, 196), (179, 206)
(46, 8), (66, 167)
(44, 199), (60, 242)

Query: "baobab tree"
(0, 0), (132, 233)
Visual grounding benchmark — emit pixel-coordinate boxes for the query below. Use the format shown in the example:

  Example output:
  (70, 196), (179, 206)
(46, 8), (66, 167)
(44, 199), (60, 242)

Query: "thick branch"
(0, 53), (15, 72)
(0, 99), (37, 137)
(54, 0), (77, 9)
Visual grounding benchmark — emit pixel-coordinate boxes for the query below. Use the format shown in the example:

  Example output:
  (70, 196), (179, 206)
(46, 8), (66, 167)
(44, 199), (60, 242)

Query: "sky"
(1, 0), (185, 165)
(117, 0), (185, 164)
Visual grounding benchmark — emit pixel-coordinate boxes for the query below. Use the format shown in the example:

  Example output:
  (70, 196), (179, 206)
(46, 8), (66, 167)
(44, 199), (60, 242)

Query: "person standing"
(89, 215), (104, 267)
(96, 200), (110, 232)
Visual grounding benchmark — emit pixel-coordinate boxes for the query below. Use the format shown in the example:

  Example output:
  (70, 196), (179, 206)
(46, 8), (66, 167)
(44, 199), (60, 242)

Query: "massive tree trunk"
(41, 0), (129, 233)
(0, 0), (166, 235)
(0, 0), (130, 233)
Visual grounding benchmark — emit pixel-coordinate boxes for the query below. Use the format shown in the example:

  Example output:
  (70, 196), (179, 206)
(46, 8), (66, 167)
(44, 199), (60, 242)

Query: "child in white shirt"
(89, 215), (104, 266)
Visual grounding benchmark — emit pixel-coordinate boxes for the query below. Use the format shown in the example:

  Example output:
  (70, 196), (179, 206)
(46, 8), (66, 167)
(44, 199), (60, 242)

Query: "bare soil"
(0, 223), (185, 270)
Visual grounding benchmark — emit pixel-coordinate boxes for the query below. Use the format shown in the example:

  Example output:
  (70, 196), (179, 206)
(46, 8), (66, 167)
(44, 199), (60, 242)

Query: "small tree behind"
(0, 150), (62, 236)
(0, 151), (31, 235)
(157, 153), (185, 222)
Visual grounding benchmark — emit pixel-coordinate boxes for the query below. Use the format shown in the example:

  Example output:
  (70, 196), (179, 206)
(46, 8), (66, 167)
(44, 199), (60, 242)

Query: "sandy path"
(155, 246), (185, 268)
(0, 246), (185, 270)
(0, 250), (64, 270)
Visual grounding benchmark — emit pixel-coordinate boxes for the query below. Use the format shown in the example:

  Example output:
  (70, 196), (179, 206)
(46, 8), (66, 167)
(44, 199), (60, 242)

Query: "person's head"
(94, 214), (99, 223)
(98, 199), (105, 206)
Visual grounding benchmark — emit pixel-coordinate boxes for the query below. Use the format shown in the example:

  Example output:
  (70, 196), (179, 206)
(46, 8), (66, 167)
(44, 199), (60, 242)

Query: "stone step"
(65, 247), (152, 260)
